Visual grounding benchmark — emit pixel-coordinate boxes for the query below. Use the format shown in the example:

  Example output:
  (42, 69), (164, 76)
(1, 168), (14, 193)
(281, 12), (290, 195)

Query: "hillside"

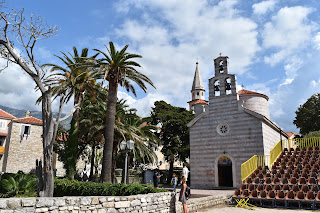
(0, 105), (71, 129)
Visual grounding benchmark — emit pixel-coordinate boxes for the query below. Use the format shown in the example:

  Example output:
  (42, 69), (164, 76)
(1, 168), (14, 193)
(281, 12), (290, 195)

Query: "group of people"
(153, 163), (190, 213)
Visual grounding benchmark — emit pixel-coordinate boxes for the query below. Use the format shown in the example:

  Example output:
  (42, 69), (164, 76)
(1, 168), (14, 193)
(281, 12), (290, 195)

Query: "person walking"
(81, 168), (89, 182)
(153, 170), (162, 189)
(179, 176), (188, 213)
(171, 173), (178, 192)
(182, 163), (189, 182)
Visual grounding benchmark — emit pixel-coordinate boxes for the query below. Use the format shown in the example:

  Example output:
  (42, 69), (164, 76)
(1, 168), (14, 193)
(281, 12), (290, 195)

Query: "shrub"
(54, 179), (167, 197)
(0, 173), (36, 197)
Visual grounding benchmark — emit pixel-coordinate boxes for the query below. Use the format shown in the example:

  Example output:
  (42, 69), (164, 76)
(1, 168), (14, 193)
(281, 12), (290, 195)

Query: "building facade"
(188, 56), (288, 188)
(1, 112), (43, 174)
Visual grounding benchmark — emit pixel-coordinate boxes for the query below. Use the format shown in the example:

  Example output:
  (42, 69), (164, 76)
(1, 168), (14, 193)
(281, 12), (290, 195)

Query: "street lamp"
(120, 139), (134, 184)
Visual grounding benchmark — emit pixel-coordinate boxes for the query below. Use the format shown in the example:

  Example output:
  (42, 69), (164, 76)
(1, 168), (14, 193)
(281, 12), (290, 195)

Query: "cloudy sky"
(1, 0), (320, 133)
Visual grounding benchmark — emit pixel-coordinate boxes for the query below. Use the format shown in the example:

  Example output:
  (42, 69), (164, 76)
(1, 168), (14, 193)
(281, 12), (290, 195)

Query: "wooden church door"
(218, 156), (233, 187)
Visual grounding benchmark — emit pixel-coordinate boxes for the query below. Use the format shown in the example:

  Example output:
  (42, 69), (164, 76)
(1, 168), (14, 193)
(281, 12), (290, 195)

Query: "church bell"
(226, 83), (231, 90)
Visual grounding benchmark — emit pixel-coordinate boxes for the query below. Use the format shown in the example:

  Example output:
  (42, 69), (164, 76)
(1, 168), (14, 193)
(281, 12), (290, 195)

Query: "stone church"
(187, 56), (288, 188)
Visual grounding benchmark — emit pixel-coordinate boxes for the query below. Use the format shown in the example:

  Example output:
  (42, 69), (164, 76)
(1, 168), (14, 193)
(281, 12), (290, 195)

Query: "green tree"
(44, 47), (98, 179)
(294, 93), (320, 135)
(150, 101), (194, 181)
(304, 130), (320, 138)
(94, 42), (155, 183)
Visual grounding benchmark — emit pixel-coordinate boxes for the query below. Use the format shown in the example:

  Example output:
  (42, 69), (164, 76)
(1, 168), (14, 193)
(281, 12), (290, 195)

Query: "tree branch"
(59, 104), (80, 122)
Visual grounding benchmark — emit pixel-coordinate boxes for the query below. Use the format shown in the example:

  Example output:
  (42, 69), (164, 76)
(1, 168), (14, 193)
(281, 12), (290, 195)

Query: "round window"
(217, 123), (229, 136)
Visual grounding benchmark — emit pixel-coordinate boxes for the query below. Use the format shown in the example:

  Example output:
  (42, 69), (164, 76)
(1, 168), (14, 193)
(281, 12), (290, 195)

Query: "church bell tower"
(209, 56), (237, 98)
(188, 61), (208, 115)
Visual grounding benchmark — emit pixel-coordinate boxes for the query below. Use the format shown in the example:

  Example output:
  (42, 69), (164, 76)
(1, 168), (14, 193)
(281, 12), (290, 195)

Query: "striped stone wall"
(240, 96), (270, 119)
(262, 122), (282, 155)
(190, 94), (266, 189)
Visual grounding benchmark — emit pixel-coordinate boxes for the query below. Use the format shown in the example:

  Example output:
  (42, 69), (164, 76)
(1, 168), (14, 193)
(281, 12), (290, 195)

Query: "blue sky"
(1, 0), (320, 133)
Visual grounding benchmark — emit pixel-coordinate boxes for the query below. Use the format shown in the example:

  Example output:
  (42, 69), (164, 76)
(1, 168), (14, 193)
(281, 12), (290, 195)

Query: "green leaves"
(53, 179), (166, 197)
(0, 174), (36, 197)
(150, 101), (194, 163)
(294, 93), (320, 135)
(94, 42), (155, 97)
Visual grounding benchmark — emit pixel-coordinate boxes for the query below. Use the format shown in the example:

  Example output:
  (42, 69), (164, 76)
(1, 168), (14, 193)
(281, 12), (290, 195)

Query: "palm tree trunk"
(89, 143), (95, 181)
(111, 141), (118, 183)
(101, 76), (118, 182)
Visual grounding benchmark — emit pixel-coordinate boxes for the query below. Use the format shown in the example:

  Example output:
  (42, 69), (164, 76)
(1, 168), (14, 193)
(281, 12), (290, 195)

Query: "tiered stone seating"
(233, 146), (320, 209)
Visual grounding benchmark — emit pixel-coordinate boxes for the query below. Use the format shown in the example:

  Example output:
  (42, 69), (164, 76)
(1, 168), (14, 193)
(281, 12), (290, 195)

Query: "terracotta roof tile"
(238, 89), (269, 100)
(0, 132), (7, 137)
(188, 99), (208, 105)
(286, 132), (300, 137)
(14, 116), (42, 125)
(0, 109), (16, 119)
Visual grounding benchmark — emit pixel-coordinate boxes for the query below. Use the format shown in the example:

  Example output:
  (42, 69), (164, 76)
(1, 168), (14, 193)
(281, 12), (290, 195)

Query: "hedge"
(54, 179), (167, 197)
(0, 173), (167, 197)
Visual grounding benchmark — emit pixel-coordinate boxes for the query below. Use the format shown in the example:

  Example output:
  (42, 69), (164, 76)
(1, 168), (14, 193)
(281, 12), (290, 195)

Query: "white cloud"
(280, 56), (303, 86)
(117, 91), (168, 117)
(0, 61), (42, 111)
(252, 0), (277, 15)
(313, 32), (320, 50)
(263, 6), (316, 65)
(112, 0), (260, 112)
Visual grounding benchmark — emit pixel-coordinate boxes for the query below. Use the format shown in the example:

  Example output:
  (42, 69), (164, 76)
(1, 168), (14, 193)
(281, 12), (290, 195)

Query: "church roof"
(238, 89), (269, 101)
(192, 62), (205, 91)
(187, 99), (208, 105)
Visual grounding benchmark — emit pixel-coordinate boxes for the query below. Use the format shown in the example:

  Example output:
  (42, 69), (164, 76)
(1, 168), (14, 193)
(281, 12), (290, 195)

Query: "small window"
(197, 92), (199, 96)
(20, 124), (31, 140)
(217, 123), (229, 136)
(0, 121), (6, 130)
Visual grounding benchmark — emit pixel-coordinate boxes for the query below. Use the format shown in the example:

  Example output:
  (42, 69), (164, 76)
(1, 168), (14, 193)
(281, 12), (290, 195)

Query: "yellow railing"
(257, 155), (270, 168)
(241, 155), (270, 182)
(241, 155), (257, 182)
(270, 140), (282, 167)
(0, 146), (4, 154)
(285, 137), (320, 148)
(241, 137), (320, 182)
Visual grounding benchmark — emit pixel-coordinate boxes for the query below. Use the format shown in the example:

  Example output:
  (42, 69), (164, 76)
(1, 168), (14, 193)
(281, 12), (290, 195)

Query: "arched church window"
(219, 60), (224, 74)
(197, 92), (199, 96)
(214, 80), (220, 96)
(225, 78), (232, 95)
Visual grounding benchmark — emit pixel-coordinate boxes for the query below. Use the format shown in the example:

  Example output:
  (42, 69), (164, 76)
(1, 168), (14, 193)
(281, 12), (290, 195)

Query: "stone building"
(187, 56), (288, 188)
(1, 111), (43, 174)
(0, 109), (16, 163)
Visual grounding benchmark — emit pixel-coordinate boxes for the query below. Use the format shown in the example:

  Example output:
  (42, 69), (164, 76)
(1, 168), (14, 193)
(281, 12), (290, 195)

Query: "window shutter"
(21, 125), (25, 136)
(27, 126), (31, 135)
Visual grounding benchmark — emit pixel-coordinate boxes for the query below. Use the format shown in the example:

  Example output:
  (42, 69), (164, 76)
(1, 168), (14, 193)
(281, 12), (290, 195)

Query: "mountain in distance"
(0, 104), (71, 130)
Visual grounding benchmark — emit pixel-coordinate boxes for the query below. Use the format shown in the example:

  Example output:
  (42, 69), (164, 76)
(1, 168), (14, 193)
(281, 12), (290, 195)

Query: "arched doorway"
(218, 156), (233, 187)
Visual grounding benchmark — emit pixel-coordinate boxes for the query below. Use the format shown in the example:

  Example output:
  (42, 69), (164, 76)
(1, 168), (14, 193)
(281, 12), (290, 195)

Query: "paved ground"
(169, 187), (235, 198)
(198, 206), (320, 212)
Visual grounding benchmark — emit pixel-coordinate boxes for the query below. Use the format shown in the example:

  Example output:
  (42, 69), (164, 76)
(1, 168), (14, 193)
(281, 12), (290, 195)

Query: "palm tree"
(43, 47), (99, 179)
(94, 42), (155, 182)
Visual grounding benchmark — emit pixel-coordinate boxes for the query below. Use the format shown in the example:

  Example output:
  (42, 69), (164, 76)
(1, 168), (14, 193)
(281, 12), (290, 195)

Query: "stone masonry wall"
(4, 122), (42, 173)
(240, 96), (270, 119)
(190, 94), (265, 189)
(0, 192), (175, 213)
(175, 194), (230, 213)
(262, 122), (284, 156)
